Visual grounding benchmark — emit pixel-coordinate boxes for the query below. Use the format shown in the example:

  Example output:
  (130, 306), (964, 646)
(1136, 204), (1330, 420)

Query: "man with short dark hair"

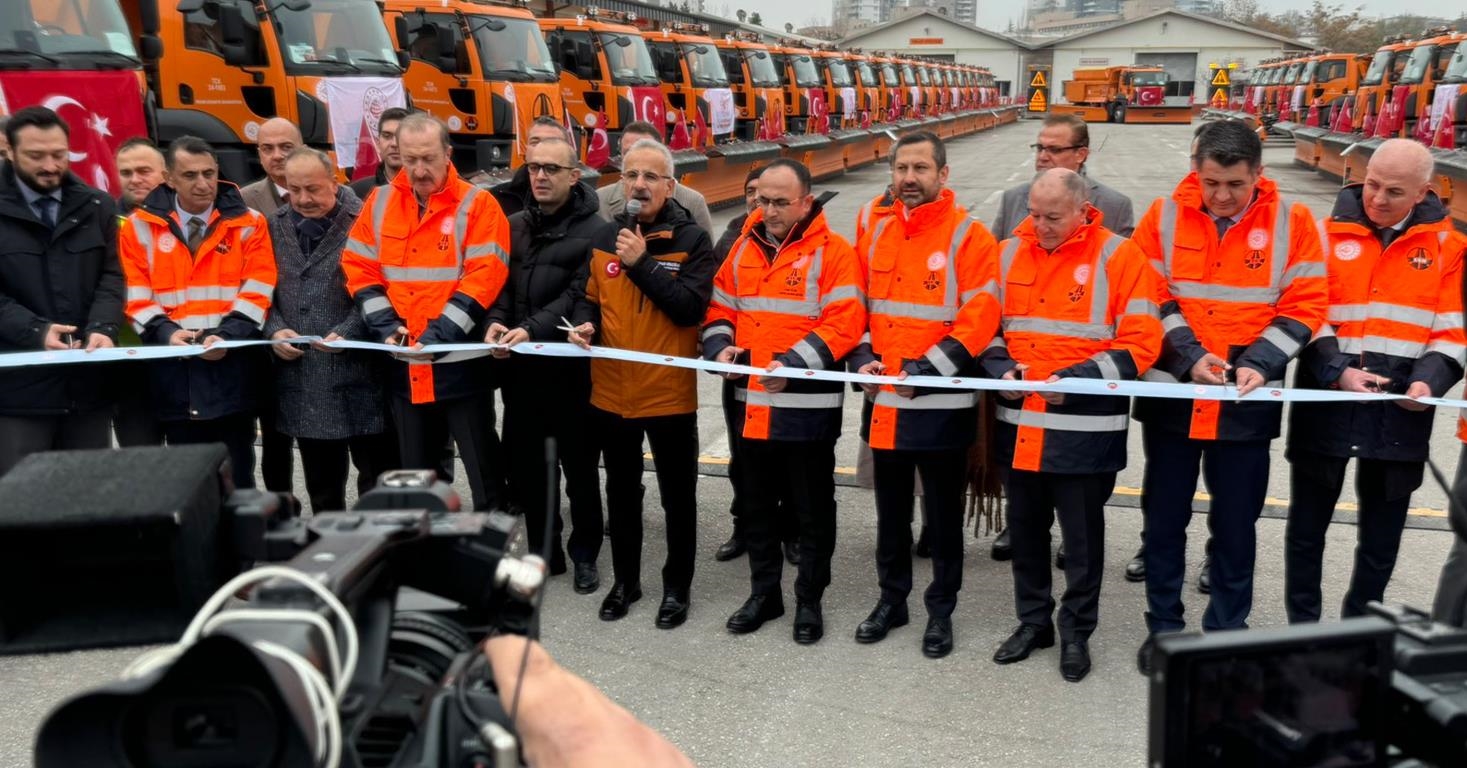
(1132, 121), (1327, 674)
(119, 135), (278, 490)
(489, 116), (574, 217)
(116, 137), (166, 214)
(350, 107), (414, 200)
(596, 121), (712, 235)
(704, 158), (866, 645)
(0, 106), (124, 475)
(486, 137), (609, 585)
(111, 137), (169, 448)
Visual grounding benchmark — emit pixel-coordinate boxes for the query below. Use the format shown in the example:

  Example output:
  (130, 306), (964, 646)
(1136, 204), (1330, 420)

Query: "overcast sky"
(707, 1), (1453, 33)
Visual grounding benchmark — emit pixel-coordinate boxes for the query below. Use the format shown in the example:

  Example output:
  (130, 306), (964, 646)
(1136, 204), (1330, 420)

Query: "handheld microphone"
(622, 198), (643, 230)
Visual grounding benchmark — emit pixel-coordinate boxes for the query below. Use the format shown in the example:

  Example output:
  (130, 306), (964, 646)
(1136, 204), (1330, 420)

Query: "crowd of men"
(1, 103), (1464, 684)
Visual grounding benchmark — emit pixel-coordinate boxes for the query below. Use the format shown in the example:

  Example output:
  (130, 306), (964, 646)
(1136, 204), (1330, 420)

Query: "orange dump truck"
(1052, 66), (1189, 124)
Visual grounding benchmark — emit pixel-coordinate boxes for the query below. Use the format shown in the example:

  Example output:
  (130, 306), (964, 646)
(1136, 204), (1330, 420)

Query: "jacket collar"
(891, 187), (958, 230)
(137, 181), (251, 226)
(0, 163), (94, 222)
(1012, 205), (1107, 254)
(1169, 171), (1279, 220)
(745, 202), (831, 260)
(1327, 183), (1450, 234)
(525, 180), (599, 236)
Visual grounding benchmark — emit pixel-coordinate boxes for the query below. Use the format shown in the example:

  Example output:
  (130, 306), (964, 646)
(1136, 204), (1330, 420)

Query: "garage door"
(1134, 52), (1198, 106)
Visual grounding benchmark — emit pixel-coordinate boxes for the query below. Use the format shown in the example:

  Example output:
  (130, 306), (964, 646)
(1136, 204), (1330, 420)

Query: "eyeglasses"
(526, 163), (570, 177)
(755, 196), (798, 209)
(621, 170), (667, 183)
(1030, 144), (1083, 155)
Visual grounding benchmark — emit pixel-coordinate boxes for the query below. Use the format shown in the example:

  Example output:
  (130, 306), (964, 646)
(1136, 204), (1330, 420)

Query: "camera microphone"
(622, 197), (643, 230)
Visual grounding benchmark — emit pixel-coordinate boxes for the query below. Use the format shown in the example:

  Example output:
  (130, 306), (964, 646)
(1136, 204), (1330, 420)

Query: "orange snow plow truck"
(1050, 66), (1191, 124)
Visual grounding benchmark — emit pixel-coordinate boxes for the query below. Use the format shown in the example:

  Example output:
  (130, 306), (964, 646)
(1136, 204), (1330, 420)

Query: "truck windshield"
(881, 63), (898, 86)
(1399, 44), (1436, 84)
(2, 0), (138, 61)
(469, 16), (557, 82)
(275, 0), (400, 76)
(599, 32), (658, 86)
(916, 67), (930, 85)
(1362, 50), (1393, 85)
(855, 61), (876, 87)
(682, 41), (729, 86)
(745, 49), (780, 87)
(824, 59), (852, 87)
(1282, 63), (1302, 84)
(1445, 42), (1467, 83)
(1131, 70), (1166, 86)
(1300, 60), (1319, 83)
(790, 54), (820, 87)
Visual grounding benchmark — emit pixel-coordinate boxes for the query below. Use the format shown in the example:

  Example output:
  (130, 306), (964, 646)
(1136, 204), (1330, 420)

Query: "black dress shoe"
(990, 528), (1012, 561)
(655, 590), (689, 629)
(783, 539), (800, 566)
(922, 616), (954, 659)
(913, 526), (931, 558)
(1054, 544), (1066, 570)
(573, 562), (600, 594)
(1125, 546), (1146, 583)
(1060, 640), (1091, 682)
(598, 582), (641, 621)
(726, 593), (785, 634)
(793, 601), (823, 645)
(714, 533), (746, 562)
(1197, 554), (1211, 594)
(993, 623), (1055, 664)
(1137, 635), (1156, 676)
(854, 601), (909, 643)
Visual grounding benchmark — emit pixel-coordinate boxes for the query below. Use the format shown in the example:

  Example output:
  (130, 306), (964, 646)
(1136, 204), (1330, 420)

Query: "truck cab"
(644, 23), (735, 147)
(771, 42), (821, 135)
(1434, 36), (1467, 148)
(383, 0), (559, 173)
(1306, 53), (1366, 128)
(539, 10), (662, 151)
(847, 52), (879, 128)
(1355, 39), (1414, 136)
(1400, 28), (1467, 143)
(713, 32), (784, 142)
(814, 48), (856, 131)
(897, 59), (923, 118)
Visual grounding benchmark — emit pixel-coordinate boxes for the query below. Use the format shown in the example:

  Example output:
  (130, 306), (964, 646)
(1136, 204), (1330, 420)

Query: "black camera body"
(36, 471), (543, 768)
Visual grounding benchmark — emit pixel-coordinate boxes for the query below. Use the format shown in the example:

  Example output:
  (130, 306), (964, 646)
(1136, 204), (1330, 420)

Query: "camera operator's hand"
(483, 636), (693, 768)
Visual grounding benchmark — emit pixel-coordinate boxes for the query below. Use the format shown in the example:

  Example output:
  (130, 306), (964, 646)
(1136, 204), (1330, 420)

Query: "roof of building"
(1041, 8), (1311, 51)
(837, 9), (1035, 50)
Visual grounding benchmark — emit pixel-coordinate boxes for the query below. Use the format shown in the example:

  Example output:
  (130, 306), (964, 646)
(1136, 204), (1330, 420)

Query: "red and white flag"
(0, 71), (147, 194)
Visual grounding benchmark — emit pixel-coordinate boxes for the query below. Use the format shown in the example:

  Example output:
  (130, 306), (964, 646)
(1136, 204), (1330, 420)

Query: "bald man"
(241, 117), (303, 214)
(1286, 139), (1466, 624)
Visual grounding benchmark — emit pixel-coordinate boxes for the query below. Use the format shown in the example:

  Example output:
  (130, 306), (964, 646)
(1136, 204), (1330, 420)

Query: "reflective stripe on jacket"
(341, 165), (510, 404)
(981, 212), (1161, 473)
(848, 188), (1001, 451)
(702, 206), (867, 442)
(1131, 173), (1327, 441)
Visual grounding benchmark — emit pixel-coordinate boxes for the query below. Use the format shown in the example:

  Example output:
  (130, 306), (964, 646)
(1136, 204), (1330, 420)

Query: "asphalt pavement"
(2, 120), (1463, 767)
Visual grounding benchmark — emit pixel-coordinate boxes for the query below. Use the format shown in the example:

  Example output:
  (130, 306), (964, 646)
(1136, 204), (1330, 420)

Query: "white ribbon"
(8, 339), (1465, 409)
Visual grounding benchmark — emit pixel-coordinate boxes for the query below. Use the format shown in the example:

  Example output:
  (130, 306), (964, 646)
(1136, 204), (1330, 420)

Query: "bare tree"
(749, 11), (763, 26)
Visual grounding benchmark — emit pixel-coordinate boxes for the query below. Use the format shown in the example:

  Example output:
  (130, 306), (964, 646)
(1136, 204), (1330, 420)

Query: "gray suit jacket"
(597, 182), (713, 237)
(989, 175), (1135, 239)
(241, 178), (286, 215)
(263, 187), (385, 440)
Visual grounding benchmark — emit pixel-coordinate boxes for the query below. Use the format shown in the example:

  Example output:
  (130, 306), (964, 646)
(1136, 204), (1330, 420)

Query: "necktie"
(1214, 216), (1232, 240)
(34, 198), (56, 228)
(1379, 226), (1399, 250)
(186, 217), (206, 253)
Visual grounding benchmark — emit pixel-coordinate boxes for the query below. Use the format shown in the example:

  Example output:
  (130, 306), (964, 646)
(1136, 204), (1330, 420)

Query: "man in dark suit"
(265, 148), (396, 512)
(0, 107), (123, 474)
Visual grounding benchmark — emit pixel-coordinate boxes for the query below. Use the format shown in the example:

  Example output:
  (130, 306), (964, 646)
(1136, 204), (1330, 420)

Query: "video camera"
(34, 469), (545, 768)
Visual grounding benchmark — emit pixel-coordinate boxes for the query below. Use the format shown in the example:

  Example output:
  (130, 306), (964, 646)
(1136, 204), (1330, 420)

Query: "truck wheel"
(1111, 102), (1127, 123)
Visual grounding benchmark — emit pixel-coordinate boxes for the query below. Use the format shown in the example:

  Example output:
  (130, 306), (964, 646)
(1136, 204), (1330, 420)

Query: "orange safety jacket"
(1131, 173), (1327, 442)
(702, 204), (866, 442)
(1289, 187), (1466, 462)
(854, 187), (895, 248)
(342, 166), (511, 404)
(981, 211), (1162, 474)
(119, 183), (276, 421)
(847, 188), (1001, 451)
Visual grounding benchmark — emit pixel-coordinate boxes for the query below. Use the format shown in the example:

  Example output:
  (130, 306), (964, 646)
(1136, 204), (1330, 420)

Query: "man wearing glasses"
(596, 121), (713, 236)
(987, 113), (1138, 569)
(485, 137), (610, 587)
(568, 139), (718, 629)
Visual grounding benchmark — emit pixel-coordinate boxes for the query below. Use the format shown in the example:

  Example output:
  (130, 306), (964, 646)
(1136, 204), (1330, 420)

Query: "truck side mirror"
(393, 16), (409, 47)
(138, 34), (163, 61)
(396, 49), (410, 70)
(218, 3), (247, 47)
(280, 0), (311, 10)
(175, 0), (206, 13)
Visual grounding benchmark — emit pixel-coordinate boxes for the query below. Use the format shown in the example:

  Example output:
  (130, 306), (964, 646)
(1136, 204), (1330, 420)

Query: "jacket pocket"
(1167, 230), (1208, 281)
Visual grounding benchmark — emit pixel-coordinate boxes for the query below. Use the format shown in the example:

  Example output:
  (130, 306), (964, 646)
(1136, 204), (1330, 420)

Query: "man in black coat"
(349, 107), (412, 201)
(0, 106), (123, 475)
(486, 137), (610, 584)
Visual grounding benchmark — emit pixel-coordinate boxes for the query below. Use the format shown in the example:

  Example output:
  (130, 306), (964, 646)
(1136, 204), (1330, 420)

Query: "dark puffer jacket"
(489, 180), (612, 340)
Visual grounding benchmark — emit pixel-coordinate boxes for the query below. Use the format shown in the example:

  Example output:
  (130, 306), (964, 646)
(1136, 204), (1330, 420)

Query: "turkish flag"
(0, 71), (147, 195)
(630, 87), (667, 141)
(586, 112), (611, 169)
(351, 117), (379, 182)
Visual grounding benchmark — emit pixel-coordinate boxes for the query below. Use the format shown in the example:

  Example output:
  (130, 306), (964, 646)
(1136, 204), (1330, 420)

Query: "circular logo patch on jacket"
(926, 253), (947, 271)
(1072, 264), (1091, 285)
(605, 261), (622, 278)
(1334, 241), (1361, 261)
(158, 233), (177, 253)
(440, 219), (454, 235)
(1247, 229), (1269, 250)
(1408, 248), (1433, 270)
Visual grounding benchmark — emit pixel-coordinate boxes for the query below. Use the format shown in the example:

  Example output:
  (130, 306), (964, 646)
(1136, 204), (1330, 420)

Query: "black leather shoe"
(714, 533), (745, 562)
(854, 601), (909, 644)
(1054, 544), (1066, 570)
(655, 590), (689, 629)
(793, 601), (823, 645)
(597, 583), (641, 621)
(993, 623), (1055, 664)
(1060, 640), (1091, 682)
(726, 594), (785, 634)
(1137, 635), (1156, 676)
(913, 526), (931, 558)
(573, 562), (599, 594)
(783, 539), (800, 566)
(1125, 546), (1146, 583)
(1197, 555), (1211, 594)
(990, 528), (1012, 561)
(922, 616), (954, 659)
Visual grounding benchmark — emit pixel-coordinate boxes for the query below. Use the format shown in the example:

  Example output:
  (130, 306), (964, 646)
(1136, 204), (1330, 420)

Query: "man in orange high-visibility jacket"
(1287, 138), (1467, 623)
(702, 158), (867, 646)
(119, 136), (276, 490)
(1132, 121), (1327, 675)
(846, 131), (1001, 659)
(342, 114), (511, 512)
(982, 169), (1161, 683)
(854, 184), (895, 247)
